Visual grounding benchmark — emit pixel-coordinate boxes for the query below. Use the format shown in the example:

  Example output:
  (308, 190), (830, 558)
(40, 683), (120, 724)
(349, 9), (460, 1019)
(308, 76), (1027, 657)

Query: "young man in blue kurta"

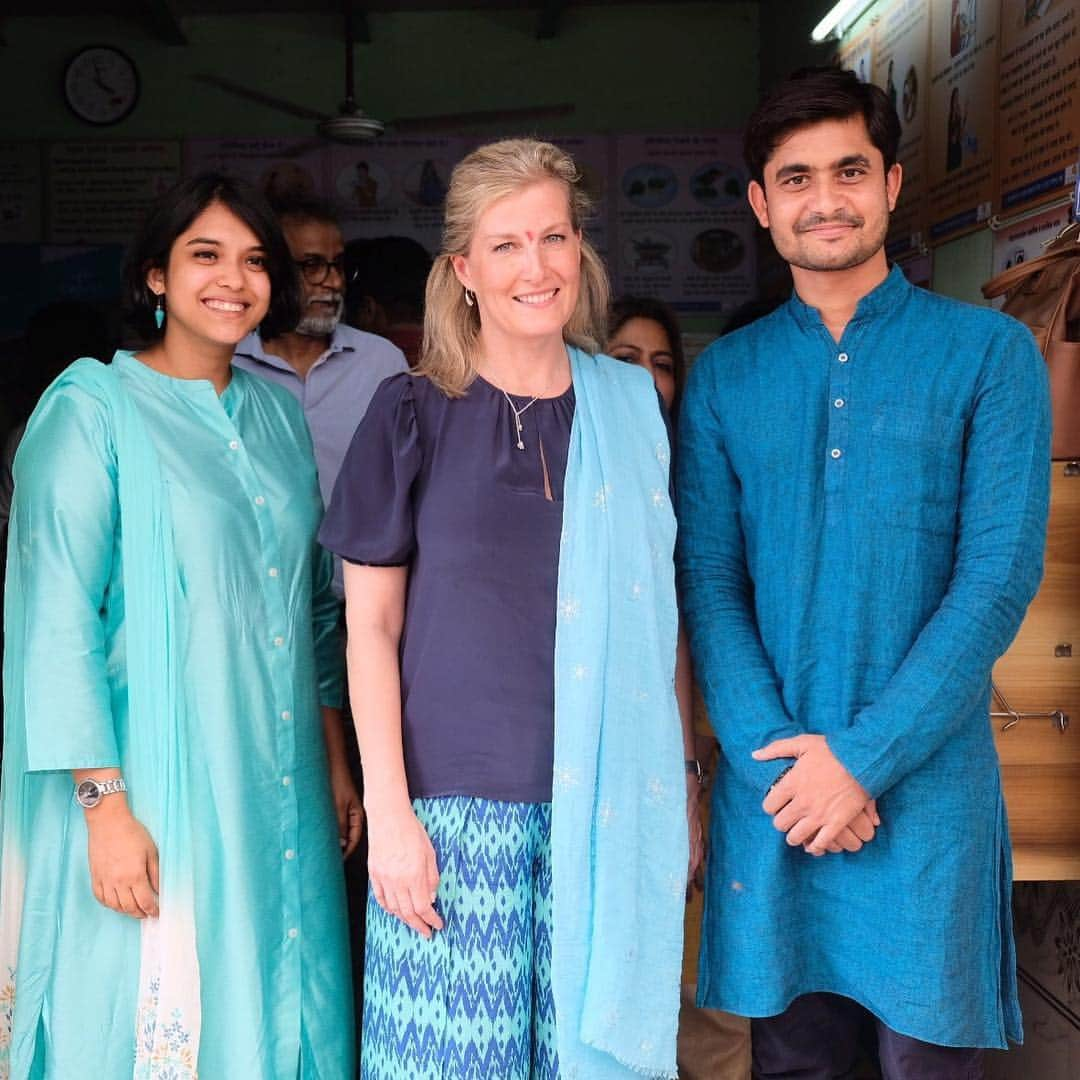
(677, 68), (1050, 1075)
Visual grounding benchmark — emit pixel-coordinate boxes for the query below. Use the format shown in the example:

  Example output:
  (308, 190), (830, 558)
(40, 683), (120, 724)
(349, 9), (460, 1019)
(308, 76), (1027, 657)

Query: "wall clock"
(63, 46), (140, 126)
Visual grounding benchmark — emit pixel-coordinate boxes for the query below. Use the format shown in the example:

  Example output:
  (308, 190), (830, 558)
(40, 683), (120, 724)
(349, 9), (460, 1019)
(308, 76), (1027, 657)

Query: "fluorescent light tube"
(811, 0), (878, 42)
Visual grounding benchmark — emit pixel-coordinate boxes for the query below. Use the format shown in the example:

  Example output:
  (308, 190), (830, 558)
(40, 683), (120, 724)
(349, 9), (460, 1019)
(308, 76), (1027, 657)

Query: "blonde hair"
(419, 138), (611, 397)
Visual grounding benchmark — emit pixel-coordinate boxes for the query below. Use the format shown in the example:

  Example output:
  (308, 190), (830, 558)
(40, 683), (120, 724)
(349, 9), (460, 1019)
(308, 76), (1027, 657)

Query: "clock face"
(64, 46), (139, 126)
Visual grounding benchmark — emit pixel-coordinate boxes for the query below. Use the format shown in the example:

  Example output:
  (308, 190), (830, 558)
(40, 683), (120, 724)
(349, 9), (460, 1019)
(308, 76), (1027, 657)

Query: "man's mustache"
(794, 211), (865, 233)
(307, 292), (343, 306)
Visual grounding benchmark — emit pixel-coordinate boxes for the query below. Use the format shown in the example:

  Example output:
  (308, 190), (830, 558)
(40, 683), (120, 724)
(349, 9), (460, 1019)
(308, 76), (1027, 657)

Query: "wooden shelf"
(1012, 844), (1080, 881)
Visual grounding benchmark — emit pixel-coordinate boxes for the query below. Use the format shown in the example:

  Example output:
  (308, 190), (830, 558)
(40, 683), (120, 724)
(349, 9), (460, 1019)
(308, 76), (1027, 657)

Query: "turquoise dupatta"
(551, 349), (686, 1079)
(0, 359), (201, 1079)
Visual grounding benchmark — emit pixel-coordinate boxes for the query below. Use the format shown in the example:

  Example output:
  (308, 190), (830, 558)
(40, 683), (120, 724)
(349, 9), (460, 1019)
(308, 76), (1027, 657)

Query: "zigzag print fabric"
(360, 797), (559, 1080)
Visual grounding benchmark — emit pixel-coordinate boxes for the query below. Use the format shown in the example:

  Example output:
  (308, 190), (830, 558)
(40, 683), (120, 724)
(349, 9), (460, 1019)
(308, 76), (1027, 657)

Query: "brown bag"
(982, 222), (1080, 459)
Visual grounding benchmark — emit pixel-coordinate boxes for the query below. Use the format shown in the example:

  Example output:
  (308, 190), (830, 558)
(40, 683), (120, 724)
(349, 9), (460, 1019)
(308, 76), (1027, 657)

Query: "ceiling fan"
(196, 2), (574, 143)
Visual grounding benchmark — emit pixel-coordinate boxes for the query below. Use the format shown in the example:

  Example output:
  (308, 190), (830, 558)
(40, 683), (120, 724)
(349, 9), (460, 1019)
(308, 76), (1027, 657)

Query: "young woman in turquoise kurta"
(0, 175), (358, 1079)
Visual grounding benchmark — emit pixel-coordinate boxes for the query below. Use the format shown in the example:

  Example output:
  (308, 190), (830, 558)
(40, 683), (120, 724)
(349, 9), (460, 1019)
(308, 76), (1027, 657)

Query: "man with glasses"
(234, 193), (407, 598)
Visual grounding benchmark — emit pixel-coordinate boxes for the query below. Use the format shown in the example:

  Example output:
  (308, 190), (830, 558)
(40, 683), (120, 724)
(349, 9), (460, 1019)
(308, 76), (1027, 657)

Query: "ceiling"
(1, 1), (752, 44)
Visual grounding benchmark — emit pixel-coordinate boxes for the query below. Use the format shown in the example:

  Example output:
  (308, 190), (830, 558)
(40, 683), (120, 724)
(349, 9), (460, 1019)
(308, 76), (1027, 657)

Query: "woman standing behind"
(605, 296), (685, 414)
(321, 139), (697, 1080)
(0, 174), (358, 1079)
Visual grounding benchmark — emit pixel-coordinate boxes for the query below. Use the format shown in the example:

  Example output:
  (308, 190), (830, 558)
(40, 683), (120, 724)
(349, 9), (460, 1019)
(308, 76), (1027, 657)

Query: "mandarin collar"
(787, 263), (911, 331)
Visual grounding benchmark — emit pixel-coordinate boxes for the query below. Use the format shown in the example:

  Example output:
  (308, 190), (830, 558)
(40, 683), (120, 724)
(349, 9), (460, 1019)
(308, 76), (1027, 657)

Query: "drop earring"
(464, 288), (475, 307)
(154, 295), (165, 330)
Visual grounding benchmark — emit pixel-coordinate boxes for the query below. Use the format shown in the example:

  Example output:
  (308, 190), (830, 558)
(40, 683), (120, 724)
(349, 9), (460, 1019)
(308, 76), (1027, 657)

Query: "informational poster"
(328, 136), (463, 256)
(872, 0), (932, 258)
(926, 0), (1000, 243)
(47, 141), (181, 244)
(184, 137), (329, 202)
(0, 143), (42, 243)
(612, 133), (756, 314)
(997, 0), (1080, 214)
(547, 134), (612, 258)
(837, 23), (876, 84)
(989, 201), (1072, 308)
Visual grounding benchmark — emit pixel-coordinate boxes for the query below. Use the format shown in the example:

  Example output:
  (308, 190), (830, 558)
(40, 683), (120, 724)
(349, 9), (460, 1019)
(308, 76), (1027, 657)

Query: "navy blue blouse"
(320, 371), (573, 802)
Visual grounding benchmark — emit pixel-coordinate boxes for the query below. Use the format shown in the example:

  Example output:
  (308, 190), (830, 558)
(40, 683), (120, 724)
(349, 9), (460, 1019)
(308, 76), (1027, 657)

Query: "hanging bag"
(983, 222), (1080, 458)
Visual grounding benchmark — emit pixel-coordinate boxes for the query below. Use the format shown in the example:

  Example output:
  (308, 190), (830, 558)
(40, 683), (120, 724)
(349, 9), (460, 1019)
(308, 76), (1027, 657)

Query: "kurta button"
(281, 710), (292, 721)
(254, 495), (265, 506)
(282, 775), (292, 786)
(268, 567), (279, 578)
(834, 398), (845, 408)
(287, 927), (298, 939)
(838, 353), (849, 363)
(284, 849), (295, 860)
(228, 439), (240, 450)
(830, 448), (842, 459)
(273, 636), (284, 647)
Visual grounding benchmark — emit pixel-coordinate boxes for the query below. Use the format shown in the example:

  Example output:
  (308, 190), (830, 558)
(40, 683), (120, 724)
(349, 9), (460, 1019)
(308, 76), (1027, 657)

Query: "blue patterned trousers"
(360, 798), (559, 1080)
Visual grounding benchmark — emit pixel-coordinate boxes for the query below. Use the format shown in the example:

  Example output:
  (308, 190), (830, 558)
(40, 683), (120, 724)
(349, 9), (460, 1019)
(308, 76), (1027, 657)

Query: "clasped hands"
(753, 734), (879, 856)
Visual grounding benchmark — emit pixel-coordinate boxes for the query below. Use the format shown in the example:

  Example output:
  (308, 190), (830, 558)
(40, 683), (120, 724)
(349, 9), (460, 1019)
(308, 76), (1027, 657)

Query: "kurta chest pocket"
(868, 406), (965, 535)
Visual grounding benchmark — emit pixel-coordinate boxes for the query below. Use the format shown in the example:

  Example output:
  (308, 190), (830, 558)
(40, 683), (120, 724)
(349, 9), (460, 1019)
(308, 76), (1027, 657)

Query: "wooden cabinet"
(993, 462), (1080, 879)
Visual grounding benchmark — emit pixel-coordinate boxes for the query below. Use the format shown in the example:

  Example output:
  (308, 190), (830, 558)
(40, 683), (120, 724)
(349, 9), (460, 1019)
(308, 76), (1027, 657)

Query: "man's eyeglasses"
(294, 256), (346, 285)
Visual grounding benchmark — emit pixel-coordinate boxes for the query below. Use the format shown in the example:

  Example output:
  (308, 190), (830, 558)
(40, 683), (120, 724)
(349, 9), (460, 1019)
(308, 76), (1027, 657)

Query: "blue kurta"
(0, 352), (352, 1078)
(677, 267), (1050, 1048)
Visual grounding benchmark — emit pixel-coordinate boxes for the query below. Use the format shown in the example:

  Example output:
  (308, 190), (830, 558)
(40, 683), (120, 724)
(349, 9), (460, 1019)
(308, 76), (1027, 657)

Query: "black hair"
(346, 236), (433, 323)
(606, 295), (686, 405)
(268, 192), (341, 229)
(743, 66), (901, 186)
(122, 172), (301, 341)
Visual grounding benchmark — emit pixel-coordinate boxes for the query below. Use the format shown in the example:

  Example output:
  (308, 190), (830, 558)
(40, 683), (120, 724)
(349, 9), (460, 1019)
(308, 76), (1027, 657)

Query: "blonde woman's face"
(452, 179), (581, 350)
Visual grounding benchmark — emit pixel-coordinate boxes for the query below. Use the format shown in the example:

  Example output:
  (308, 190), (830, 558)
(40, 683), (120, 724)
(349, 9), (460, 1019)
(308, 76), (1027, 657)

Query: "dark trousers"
(751, 993), (984, 1080)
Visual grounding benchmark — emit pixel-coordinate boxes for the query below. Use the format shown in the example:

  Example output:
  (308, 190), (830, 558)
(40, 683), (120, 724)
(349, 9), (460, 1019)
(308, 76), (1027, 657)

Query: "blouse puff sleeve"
(9, 382), (122, 772)
(319, 372), (422, 568)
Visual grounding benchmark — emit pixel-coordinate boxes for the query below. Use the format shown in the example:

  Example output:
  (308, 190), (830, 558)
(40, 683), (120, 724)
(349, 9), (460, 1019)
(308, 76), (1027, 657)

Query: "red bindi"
(525, 231), (535, 242)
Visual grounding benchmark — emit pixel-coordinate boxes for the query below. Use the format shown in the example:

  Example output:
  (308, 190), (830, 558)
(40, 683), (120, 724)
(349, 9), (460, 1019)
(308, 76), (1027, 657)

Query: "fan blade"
(194, 74), (330, 123)
(388, 103), (575, 134)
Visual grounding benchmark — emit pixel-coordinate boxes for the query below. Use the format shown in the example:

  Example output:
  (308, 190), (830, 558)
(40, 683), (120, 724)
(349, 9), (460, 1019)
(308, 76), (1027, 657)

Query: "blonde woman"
(320, 139), (701, 1079)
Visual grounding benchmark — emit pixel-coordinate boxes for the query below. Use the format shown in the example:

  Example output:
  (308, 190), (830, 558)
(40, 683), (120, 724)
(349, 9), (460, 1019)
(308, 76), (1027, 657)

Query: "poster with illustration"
(871, 0), (932, 258)
(926, 0), (1000, 242)
(46, 141), (181, 244)
(183, 137), (329, 202)
(989, 201), (1072, 309)
(996, 0), (1080, 215)
(612, 133), (755, 314)
(328, 137), (463, 256)
(837, 23), (875, 85)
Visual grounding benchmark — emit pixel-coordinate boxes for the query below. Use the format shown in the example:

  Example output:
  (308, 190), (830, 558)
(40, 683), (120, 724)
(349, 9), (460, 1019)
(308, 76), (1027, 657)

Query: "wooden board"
(993, 463), (1080, 879)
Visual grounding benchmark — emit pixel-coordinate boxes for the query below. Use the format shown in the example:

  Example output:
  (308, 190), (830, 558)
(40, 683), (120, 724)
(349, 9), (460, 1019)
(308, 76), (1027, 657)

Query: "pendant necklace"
(501, 389), (541, 451)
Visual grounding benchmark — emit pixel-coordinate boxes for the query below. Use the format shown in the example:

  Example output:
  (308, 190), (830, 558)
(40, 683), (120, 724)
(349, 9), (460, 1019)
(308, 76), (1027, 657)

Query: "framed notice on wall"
(871, 0), (932, 259)
(926, 0), (1000, 244)
(46, 141), (181, 245)
(996, 0), (1080, 215)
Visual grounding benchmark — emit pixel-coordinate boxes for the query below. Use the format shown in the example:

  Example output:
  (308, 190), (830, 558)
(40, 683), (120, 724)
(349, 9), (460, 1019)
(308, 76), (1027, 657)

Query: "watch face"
(76, 779), (102, 808)
(64, 46), (139, 126)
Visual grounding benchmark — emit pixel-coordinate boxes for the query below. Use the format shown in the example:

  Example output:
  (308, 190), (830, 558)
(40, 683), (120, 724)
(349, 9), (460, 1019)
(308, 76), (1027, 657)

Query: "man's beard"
(296, 292), (344, 337)
(783, 208), (888, 273)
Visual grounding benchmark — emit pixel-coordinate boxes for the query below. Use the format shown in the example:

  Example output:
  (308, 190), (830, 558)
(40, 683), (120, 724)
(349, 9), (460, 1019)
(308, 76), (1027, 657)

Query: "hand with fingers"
(86, 804), (160, 919)
(330, 763), (364, 860)
(754, 734), (876, 856)
(367, 806), (444, 939)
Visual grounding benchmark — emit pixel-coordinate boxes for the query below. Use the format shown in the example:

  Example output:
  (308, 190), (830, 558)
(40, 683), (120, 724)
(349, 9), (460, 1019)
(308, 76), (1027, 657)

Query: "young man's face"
(748, 115), (901, 275)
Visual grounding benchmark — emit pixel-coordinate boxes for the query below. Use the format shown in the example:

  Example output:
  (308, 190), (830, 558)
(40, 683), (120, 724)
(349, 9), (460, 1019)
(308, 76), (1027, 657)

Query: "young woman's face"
(146, 201), (272, 350)
(606, 316), (677, 410)
(451, 179), (582, 353)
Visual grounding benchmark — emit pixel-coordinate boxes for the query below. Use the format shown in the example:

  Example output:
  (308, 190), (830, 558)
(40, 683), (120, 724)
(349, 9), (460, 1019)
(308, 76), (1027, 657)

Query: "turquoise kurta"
(0, 352), (351, 1078)
(677, 268), (1050, 1048)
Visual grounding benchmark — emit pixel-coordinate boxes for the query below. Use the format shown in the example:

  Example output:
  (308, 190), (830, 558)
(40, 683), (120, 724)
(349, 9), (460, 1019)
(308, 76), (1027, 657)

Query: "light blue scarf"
(551, 348), (686, 1079)
(0, 357), (201, 1078)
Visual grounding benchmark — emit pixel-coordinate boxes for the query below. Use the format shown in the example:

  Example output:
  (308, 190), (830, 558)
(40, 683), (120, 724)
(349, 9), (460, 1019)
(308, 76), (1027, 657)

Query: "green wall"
(0, 4), (759, 141)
